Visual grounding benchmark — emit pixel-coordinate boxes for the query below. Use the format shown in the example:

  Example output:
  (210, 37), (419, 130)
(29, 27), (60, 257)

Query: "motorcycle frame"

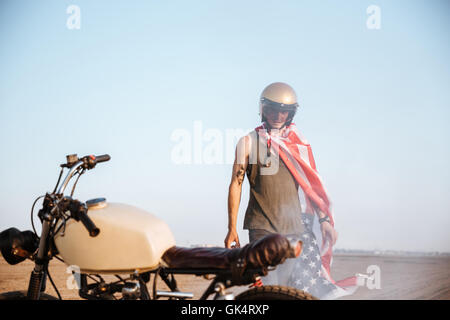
(76, 266), (267, 300)
(148, 267), (266, 300)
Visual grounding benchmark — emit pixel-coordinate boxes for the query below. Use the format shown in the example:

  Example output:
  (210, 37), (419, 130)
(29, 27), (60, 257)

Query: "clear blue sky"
(1, 0), (449, 252)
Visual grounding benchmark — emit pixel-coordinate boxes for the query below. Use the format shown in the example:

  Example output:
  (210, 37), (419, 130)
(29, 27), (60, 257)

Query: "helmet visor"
(262, 101), (298, 115)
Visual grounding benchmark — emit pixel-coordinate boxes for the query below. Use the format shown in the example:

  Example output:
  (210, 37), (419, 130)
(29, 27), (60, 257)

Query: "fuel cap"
(86, 197), (107, 210)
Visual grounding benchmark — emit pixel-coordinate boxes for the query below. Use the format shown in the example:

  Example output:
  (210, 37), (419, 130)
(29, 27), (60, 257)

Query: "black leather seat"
(161, 233), (302, 270)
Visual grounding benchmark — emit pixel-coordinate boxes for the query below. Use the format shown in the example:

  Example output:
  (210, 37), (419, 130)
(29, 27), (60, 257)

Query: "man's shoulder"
(234, 132), (256, 160)
(239, 132), (257, 147)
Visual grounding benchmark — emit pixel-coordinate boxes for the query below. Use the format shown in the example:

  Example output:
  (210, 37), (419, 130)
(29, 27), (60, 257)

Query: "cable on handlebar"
(52, 168), (64, 194)
(70, 168), (86, 197)
(45, 264), (62, 300)
(30, 195), (45, 238)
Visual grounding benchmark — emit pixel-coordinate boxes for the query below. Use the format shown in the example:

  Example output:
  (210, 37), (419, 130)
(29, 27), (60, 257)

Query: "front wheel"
(235, 285), (318, 300)
(0, 291), (58, 300)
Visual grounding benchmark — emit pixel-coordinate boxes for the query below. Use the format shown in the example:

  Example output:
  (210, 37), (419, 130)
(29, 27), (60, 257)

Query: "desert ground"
(1, 253), (449, 300)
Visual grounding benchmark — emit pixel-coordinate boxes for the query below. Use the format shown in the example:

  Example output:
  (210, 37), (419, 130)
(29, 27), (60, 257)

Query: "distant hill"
(333, 248), (450, 257)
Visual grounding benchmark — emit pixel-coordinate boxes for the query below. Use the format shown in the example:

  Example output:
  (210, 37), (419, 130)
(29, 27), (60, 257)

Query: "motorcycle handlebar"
(64, 198), (100, 237)
(78, 206), (100, 237)
(85, 154), (111, 170)
(57, 154), (111, 194)
(95, 154), (110, 164)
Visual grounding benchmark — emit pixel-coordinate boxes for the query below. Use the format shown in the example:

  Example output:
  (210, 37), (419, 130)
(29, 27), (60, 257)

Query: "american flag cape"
(255, 122), (359, 297)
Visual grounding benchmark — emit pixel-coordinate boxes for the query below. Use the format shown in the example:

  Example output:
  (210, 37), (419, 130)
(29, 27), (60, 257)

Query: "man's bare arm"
(227, 162), (246, 230)
(224, 136), (250, 248)
(312, 204), (338, 248)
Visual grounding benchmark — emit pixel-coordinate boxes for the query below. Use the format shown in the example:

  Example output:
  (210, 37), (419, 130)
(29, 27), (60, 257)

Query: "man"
(224, 82), (347, 296)
(224, 82), (337, 248)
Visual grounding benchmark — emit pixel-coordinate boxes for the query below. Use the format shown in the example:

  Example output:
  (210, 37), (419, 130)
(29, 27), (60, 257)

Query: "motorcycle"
(0, 154), (316, 300)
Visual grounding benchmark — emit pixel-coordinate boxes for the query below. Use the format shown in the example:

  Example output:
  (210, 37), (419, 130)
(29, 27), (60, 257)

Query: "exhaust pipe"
(156, 290), (194, 299)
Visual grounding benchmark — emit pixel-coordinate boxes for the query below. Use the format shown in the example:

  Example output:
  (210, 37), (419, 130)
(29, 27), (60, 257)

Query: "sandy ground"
(0, 254), (449, 300)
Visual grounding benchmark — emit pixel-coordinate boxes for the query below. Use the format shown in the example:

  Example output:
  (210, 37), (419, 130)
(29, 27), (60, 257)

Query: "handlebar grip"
(95, 154), (110, 163)
(78, 208), (100, 237)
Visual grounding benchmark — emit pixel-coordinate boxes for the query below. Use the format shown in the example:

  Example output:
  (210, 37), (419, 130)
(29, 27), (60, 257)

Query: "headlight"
(0, 228), (39, 265)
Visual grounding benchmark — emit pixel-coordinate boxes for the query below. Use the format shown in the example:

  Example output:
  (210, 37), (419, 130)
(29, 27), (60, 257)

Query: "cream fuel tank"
(54, 198), (176, 274)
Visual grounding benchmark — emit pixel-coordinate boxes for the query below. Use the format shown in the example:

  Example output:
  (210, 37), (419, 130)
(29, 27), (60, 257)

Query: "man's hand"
(320, 221), (338, 250)
(224, 229), (240, 248)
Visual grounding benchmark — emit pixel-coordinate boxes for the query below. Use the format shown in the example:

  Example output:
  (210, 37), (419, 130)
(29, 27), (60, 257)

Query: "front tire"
(235, 285), (318, 300)
(0, 290), (58, 300)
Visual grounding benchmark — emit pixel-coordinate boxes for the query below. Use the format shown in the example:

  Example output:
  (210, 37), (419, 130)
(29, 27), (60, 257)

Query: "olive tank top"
(243, 130), (305, 235)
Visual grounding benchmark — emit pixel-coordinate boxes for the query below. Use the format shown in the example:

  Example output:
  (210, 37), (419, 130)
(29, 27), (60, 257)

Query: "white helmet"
(259, 82), (299, 125)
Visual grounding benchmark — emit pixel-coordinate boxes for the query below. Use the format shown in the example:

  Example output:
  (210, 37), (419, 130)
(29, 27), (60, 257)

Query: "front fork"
(26, 220), (51, 300)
